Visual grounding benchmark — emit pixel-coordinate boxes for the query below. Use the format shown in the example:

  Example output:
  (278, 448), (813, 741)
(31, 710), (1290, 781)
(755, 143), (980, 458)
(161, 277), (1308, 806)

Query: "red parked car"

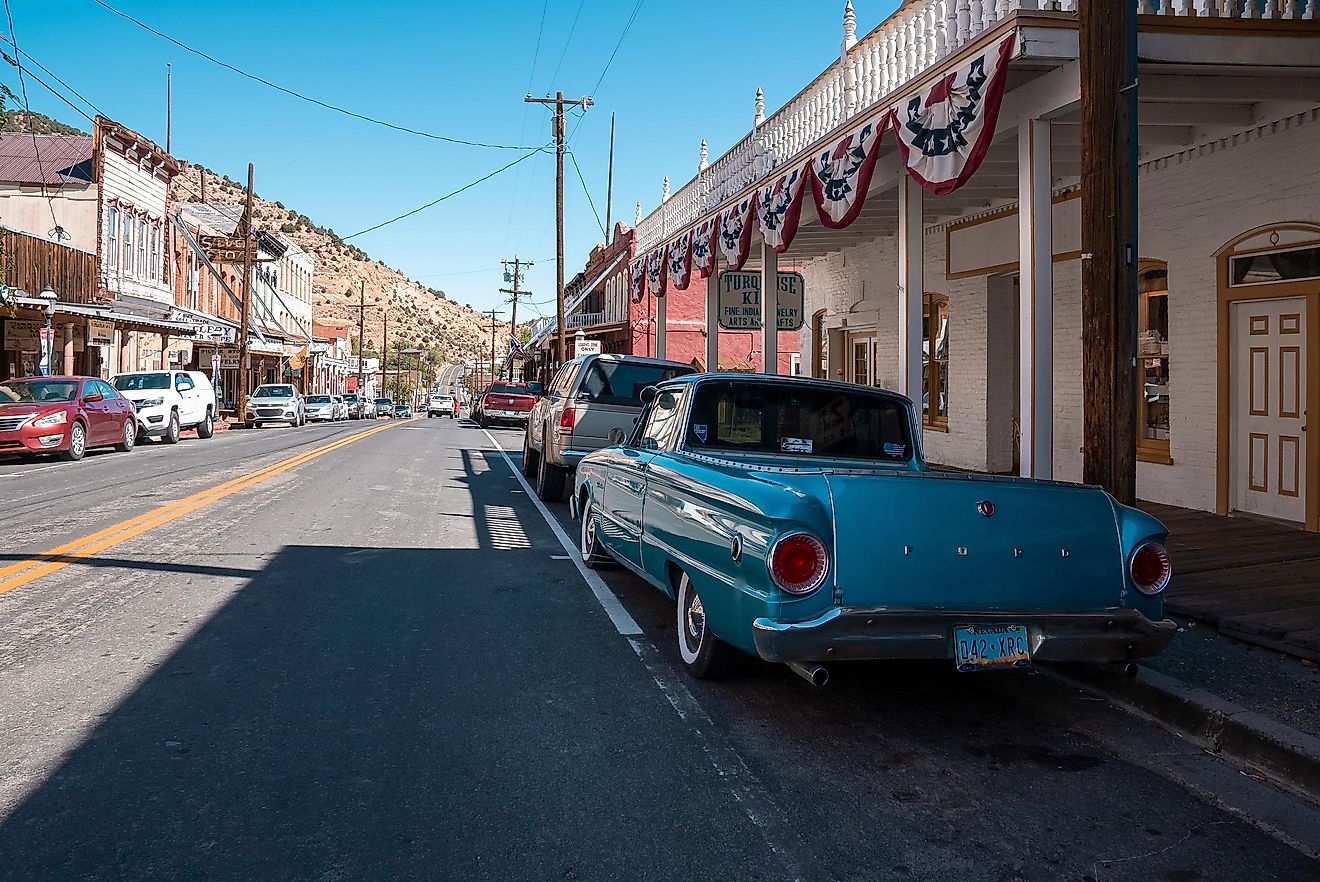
(475, 382), (537, 429)
(0, 376), (138, 461)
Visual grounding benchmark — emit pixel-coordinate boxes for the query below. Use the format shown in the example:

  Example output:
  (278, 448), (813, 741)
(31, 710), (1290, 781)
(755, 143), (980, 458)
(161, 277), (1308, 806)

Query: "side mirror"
(608, 427), (628, 446)
(639, 386), (658, 405)
(83, 393), (104, 403)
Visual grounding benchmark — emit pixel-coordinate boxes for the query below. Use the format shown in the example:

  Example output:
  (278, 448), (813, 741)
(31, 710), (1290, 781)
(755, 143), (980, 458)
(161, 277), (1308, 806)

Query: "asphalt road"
(1, 414), (1317, 881)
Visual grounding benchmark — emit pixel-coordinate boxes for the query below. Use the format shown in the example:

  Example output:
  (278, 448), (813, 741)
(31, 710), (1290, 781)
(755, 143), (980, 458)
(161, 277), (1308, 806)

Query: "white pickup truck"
(110, 369), (217, 444)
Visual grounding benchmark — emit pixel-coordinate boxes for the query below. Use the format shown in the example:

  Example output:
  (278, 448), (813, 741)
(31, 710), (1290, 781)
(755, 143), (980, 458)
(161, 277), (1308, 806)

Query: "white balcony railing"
(633, 0), (1314, 254)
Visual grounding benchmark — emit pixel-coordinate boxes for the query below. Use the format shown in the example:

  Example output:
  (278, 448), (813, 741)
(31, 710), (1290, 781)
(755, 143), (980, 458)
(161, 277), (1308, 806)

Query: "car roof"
(658, 372), (914, 403)
(568, 353), (693, 369)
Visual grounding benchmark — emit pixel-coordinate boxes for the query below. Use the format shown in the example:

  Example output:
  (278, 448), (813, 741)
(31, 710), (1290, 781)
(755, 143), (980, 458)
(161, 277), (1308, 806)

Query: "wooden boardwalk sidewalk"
(1141, 501), (1320, 663)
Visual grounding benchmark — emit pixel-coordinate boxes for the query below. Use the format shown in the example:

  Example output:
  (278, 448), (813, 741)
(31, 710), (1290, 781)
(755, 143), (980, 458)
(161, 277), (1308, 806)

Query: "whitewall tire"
(676, 572), (738, 679)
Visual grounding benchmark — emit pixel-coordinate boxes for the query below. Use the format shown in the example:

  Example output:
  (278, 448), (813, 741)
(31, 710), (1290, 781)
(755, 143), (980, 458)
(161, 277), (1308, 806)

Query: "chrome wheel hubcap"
(686, 594), (705, 642)
(71, 429), (84, 455)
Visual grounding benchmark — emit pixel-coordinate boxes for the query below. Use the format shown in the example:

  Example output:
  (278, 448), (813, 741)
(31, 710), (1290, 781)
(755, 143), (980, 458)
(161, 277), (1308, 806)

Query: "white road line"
(481, 427), (642, 636)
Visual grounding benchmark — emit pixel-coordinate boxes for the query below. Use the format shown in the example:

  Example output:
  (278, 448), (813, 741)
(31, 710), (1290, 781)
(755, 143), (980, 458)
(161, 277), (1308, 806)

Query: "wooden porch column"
(705, 258), (720, 371)
(117, 330), (130, 374)
(760, 242), (780, 374)
(656, 294), (668, 361)
(897, 176), (923, 410)
(61, 323), (74, 375)
(1018, 118), (1054, 479)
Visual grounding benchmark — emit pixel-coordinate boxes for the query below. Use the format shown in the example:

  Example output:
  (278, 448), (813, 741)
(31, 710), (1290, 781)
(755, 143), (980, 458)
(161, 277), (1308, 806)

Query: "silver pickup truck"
(522, 353), (694, 501)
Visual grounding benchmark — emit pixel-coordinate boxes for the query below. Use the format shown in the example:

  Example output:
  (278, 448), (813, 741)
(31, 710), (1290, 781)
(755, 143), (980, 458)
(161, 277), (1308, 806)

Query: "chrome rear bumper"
(751, 607), (1176, 664)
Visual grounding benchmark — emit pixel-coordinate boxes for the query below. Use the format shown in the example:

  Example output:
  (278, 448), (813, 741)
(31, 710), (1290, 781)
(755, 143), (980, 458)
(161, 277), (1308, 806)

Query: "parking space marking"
(481, 427), (642, 636)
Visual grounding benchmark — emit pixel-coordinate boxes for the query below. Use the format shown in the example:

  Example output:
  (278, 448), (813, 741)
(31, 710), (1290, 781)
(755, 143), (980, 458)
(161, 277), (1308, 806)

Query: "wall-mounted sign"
(3, 319), (40, 353)
(86, 319), (114, 347)
(575, 339), (602, 356)
(200, 234), (258, 264)
(717, 271), (805, 331)
(217, 347), (242, 369)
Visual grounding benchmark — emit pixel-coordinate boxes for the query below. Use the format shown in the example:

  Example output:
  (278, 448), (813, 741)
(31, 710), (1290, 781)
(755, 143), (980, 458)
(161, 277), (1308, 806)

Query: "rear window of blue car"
(684, 381), (912, 462)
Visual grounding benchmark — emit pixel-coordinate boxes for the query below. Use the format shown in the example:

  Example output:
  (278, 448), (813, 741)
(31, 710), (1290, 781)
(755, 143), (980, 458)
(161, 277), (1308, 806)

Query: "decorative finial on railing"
(699, 139), (709, 171)
(841, 1), (859, 116)
(843, 1), (858, 50)
(754, 87), (766, 126)
(662, 176), (670, 202)
(635, 201), (642, 226)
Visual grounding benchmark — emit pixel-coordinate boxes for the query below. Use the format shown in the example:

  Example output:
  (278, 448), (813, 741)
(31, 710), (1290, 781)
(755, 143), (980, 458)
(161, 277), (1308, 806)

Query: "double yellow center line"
(0, 421), (397, 596)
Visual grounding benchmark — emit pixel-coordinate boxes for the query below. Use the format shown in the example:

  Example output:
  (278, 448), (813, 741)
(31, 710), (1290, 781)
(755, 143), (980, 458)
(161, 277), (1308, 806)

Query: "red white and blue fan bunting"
(666, 230), (694, 292)
(891, 32), (1016, 196)
(645, 247), (667, 297)
(691, 217), (718, 280)
(716, 198), (755, 272)
(809, 113), (890, 229)
(755, 164), (808, 254)
(629, 258), (646, 304)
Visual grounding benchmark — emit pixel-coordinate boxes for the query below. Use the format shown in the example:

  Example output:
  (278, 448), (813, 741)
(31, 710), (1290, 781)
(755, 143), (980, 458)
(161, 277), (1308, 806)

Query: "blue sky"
(7, 0), (899, 318)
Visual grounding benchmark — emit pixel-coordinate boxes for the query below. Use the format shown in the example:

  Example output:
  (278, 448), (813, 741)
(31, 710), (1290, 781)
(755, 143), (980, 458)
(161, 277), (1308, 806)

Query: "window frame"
(922, 292), (950, 431)
(137, 218), (147, 278)
(121, 213), (133, 273)
(106, 207), (119, 269)
(1137, 260), (1172, 464)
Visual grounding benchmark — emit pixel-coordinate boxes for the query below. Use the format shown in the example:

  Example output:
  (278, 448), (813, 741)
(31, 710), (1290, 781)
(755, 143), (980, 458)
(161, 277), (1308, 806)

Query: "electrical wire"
(568, 0), (646, 144)
(503, 0), (550, 254)
(2, 1), (63, 235)
(566, 149), (605, 238)
(337, 147), (548, 242)
(0, 35), (104, 119)
(546, 0), (586, 88)
(89, 0), (548, 151)
(0, 47), (94, 123)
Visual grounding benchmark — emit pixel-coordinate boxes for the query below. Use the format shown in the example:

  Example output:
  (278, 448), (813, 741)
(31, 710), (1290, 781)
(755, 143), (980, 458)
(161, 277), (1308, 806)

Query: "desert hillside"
(171, 166), (512, 363)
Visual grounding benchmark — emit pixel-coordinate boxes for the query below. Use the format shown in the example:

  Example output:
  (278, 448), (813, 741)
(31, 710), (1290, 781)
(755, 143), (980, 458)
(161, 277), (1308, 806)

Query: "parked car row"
(508, 354), (1177, 688)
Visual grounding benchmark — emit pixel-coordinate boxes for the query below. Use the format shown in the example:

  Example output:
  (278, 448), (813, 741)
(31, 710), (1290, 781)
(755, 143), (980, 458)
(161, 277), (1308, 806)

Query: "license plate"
(954, 625), (1031, 672)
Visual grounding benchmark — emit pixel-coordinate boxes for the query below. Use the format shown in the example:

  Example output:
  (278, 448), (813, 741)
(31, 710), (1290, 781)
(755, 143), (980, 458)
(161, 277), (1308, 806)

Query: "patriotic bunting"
(645, 247), (667, 297)
(892, 32), (1016, 196)
(755, 164), (809, 253)
(629, 258), (646, 304)
(691, 217), (718, 280)
(716, 198), (755, 272)
(667, 230), (694, 291)
(809, 114), (890, 229)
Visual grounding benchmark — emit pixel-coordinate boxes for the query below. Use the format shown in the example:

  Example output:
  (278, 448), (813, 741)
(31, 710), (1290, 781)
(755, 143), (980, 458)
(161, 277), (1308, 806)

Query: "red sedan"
(0, 376), (138, 461)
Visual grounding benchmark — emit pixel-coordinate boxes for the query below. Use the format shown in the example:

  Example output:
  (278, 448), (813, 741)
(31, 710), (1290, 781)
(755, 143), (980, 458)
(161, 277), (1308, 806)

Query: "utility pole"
(237, 162), (254, 425)
(487, 309), (501, 384)
(382, 308), (389, 399)
(345, 280), (371, 395)
(605, 111), (615, 242)
(525, 90), (592, 366)
(1080, 0), (1139, 504)
(500, 257), (533, 381)
(165, 63), (172, 155)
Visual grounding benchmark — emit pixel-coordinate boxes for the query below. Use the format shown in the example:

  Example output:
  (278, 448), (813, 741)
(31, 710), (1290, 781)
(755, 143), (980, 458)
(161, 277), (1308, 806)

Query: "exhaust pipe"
(787, 662), (830, 688)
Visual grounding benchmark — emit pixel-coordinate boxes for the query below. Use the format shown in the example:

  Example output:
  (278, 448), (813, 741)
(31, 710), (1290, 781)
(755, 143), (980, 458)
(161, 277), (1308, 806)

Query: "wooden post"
(705, 258), (720, 372)
(656, 293), (667, 361)
(1080, 0), (1138, 503)
(1018, 118), (1054, 479)
(897, 176), (924, 410)
(760, 243), (779, 374)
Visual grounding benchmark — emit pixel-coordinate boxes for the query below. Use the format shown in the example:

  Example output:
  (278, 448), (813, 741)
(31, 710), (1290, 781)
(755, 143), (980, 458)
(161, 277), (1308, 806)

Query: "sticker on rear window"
(693, 424), (708, 443)
(781, 437), (813, 454)
(884, 442), (907, 457)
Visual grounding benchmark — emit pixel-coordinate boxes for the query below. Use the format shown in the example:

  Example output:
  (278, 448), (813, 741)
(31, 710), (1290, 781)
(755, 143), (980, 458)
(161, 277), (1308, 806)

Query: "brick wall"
(630, 280), (800, 372)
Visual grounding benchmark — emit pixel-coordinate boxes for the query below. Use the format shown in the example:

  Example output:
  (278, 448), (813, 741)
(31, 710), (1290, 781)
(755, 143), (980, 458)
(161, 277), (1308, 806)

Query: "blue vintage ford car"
(570, 374), (1175, 684)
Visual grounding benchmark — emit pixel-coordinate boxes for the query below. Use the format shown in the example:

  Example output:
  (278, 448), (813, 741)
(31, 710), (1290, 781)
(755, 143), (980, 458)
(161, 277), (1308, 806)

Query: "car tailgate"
(824, 471), (1126, 610)
(572, 401), (640, 453)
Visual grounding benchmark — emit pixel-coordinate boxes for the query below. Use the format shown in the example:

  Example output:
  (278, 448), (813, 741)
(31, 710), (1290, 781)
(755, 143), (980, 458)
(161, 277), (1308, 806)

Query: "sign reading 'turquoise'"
(717, 271), (805, 331)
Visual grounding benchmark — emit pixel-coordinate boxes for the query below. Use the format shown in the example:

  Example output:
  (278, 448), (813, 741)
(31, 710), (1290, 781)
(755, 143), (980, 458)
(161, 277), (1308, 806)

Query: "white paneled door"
(1231, 298), (1308, 522)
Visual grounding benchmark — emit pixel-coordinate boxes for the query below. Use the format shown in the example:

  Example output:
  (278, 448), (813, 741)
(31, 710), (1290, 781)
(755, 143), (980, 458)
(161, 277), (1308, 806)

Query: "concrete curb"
(1044, 662), (1320, 806)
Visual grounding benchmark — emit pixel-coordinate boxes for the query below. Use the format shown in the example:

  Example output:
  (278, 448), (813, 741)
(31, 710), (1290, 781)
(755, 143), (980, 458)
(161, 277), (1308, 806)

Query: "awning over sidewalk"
(10, 296), (197, 336)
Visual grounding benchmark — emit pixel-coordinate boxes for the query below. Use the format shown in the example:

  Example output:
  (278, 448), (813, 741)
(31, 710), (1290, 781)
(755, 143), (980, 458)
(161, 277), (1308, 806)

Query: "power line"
(566, 150), (604, 238)
(503, 0), (550, 254)
(0, 47), (95, 123)
(569, 0), (646, 145)
(337, 147), (547, 242)
(546, 0), (586, 88)
(89, 0), (548, 151)
(0, 35), (104, 119)
(2, 1), (59, 233)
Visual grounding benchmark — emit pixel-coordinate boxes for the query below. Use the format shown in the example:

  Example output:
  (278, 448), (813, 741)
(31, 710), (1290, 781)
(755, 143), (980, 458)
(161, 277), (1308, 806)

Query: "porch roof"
(631, 4), (1320, 265)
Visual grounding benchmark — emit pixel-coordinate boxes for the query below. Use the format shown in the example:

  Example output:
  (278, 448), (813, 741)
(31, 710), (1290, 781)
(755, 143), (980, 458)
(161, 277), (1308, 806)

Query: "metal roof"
(0, 133), (93, 186)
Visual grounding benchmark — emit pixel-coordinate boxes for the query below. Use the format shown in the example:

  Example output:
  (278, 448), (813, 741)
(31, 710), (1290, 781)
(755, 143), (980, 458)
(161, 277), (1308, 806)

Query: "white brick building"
(630, 2), (1320, 530)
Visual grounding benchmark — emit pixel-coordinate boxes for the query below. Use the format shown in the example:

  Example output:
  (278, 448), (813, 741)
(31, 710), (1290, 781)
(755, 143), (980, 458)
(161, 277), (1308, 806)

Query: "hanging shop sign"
(3, 319), (41, 353)
(717, 271), (805, 331)
(86, 319), (115, 347)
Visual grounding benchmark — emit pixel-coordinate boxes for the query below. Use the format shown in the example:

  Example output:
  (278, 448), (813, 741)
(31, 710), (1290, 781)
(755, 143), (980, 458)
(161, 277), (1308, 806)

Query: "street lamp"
(37, 284), (57, 377)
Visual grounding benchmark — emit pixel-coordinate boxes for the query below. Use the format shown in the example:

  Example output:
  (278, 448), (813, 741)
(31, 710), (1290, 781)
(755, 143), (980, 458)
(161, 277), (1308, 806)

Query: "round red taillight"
(1130, 542), (1172, 595)
(769, 533), (829, 595)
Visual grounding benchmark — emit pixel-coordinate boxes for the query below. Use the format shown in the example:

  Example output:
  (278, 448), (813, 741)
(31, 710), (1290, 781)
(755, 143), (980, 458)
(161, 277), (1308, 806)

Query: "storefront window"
(1138, 262), (1170, 460)
(922, 293), (949, 429)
